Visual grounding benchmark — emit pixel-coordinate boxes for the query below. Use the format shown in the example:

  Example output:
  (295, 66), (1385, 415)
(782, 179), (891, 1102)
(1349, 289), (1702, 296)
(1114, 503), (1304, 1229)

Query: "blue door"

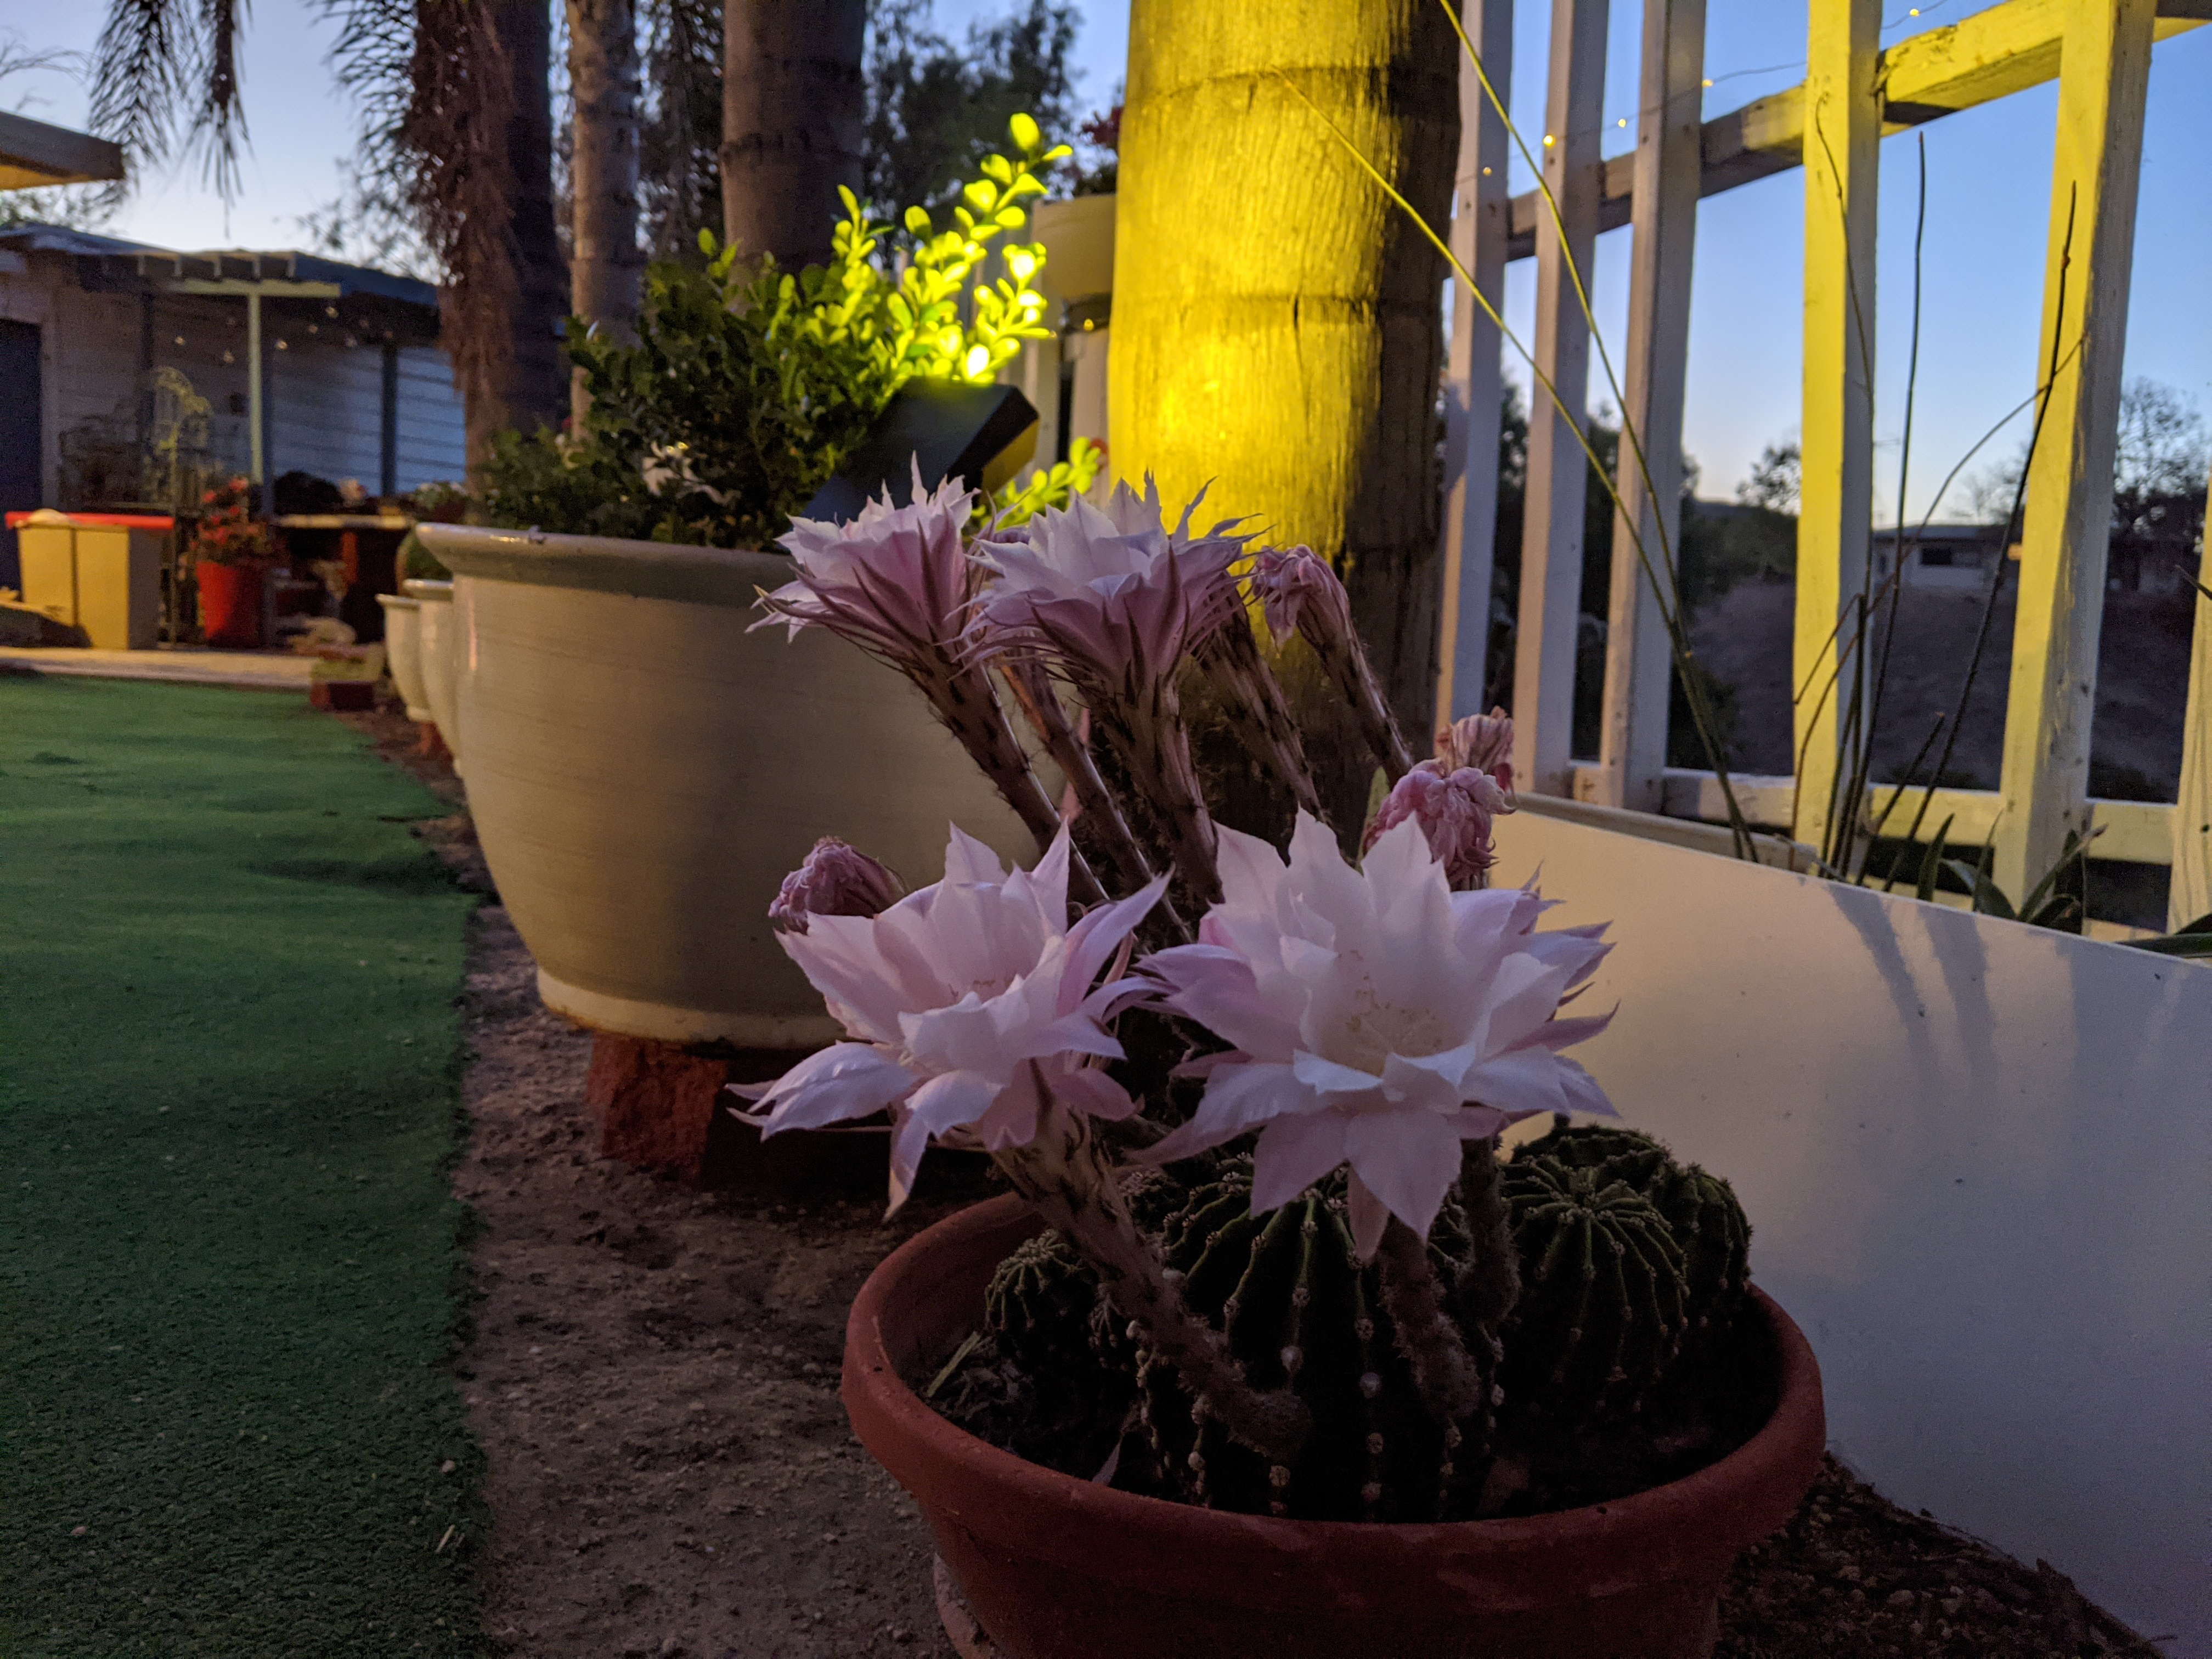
(0, 318), (41, 593)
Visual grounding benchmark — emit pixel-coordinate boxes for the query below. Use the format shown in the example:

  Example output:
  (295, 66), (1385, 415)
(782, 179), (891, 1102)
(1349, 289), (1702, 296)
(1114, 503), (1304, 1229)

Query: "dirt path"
(454, 905), (965, 1659)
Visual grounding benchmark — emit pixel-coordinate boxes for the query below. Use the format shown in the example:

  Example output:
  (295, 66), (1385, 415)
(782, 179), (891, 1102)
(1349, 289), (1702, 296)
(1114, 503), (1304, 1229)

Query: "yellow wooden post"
(1594, 0), (1706, 811)
(1991, 0), (2155, 901)
(1511, 0), (1610, 800)
(1433, 0), (1515, 732)
(2174, 483), (2212, 929)
(1792, 0), (1880, 849)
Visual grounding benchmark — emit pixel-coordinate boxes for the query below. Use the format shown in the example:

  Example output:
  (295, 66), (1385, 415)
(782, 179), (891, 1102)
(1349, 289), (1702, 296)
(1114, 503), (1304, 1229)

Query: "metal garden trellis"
(1430, 0), (2211, 932)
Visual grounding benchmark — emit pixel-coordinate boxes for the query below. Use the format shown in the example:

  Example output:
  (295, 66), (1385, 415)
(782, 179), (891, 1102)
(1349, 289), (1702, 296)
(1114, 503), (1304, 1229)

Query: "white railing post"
(1792, 0), (1880, 850)
(1992, 0), (2155, 902)
(1511, 0), (1610, 800)
(1593, 0), (1706, 812)
(1433, 0), (1515, 736)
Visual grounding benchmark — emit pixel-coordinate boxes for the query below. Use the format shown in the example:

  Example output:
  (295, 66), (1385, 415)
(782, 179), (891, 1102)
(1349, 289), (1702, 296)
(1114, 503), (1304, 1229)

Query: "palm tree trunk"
(1111, 1), (1459, 736)
(482, 0), (570, 459)
(720, 0), (866, 270)
(567, 0), (644, 424)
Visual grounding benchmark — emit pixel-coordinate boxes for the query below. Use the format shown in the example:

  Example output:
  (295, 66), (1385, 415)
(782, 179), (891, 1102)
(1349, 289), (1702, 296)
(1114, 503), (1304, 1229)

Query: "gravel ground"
(340, 702), (2161, 1658)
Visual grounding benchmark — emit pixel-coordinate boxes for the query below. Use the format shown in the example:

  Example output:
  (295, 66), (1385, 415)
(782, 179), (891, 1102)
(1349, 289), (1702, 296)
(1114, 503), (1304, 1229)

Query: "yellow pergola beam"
(1503, 0), (2204, 256)
(0, 111), (124, 191)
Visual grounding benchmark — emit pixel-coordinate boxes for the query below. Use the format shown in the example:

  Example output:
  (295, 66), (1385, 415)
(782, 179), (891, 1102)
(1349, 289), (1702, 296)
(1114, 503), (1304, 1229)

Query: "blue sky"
(5, 0), (2205, 511)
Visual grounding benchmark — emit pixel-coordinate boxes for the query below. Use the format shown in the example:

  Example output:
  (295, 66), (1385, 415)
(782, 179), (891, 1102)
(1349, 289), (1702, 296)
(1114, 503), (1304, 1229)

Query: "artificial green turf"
(0, 676), (486, 1658)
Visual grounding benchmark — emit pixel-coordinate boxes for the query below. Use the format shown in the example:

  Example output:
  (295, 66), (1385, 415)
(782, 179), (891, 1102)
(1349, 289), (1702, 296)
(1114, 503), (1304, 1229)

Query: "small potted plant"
(740, 476), (1825, 1659)
(189, 476), (276, 648)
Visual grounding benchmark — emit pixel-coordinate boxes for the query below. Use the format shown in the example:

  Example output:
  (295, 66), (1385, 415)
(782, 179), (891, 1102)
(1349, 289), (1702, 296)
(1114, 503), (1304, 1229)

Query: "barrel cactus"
(1122, 1163), (1505, 1523)
(1496, 1157), (1690, 1423)
(1515, 1116), (1752, 1333)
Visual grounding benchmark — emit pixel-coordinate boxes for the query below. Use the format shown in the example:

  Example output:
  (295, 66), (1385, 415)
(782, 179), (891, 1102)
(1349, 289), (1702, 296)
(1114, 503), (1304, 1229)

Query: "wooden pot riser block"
(584, 1034), (890, 1192)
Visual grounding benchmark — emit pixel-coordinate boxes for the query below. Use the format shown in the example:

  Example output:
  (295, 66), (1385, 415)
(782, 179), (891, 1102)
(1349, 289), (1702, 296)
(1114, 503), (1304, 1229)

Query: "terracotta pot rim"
(843, 1193), (1826, 1610)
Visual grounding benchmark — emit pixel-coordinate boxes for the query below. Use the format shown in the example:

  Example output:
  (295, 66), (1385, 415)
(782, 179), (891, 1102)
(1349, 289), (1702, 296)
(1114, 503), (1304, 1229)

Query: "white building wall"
(268, 340), (385, 488)
(0, 253), (467, 505)
(391, 345), (467, 490)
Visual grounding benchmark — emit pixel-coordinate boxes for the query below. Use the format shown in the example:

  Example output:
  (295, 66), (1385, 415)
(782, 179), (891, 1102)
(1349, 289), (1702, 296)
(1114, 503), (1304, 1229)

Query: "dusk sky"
(5, 0), (2206, 516)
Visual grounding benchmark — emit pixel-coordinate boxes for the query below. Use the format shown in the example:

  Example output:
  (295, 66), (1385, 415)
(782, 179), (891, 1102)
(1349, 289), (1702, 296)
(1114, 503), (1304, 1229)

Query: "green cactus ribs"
(1514, 1117), (1753, 1336)
(1125, 1166), (1504, 1523)
(948, 1120), (1759, 1523)
(1497, 1158), (1690, 1423)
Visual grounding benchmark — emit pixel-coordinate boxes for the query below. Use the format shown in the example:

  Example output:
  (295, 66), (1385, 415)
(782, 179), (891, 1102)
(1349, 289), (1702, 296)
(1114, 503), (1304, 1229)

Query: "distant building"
(1873, 522), (2011, 592)
(0, 223), (465, 588)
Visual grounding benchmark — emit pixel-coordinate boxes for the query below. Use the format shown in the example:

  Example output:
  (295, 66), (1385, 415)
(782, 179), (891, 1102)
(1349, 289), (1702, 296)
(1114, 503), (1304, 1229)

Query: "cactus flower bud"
(1438, 708), (1514, 791)
(768, 838), (907, 934)
(1361, 764), (1508, 889)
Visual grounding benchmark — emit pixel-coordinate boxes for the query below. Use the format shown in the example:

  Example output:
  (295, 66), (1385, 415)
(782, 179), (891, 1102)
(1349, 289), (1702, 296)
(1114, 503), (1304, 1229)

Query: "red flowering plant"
(189, 477), (276, 566)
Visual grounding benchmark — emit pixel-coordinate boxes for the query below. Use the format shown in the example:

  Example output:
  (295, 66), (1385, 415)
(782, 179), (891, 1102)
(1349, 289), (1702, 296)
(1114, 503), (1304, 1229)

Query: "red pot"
(197, 560), (266, 648)
(843, 1195), (1825, 1659)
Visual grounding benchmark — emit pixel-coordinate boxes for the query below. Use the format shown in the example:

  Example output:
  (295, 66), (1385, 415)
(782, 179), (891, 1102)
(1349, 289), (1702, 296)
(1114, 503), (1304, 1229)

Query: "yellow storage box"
(11, 510), (170, 649)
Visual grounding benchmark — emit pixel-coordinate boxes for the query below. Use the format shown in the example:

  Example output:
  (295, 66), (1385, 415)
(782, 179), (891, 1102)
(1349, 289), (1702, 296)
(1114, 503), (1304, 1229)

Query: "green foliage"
(479, 116), (1079, 548)
(862, 0), (1080, 222)
(393, 530), (450, 584)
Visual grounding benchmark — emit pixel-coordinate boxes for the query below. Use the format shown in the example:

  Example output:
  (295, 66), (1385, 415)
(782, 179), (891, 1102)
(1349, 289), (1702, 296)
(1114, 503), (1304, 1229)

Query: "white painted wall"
(1488, 810), (2211, 1655)
(0, 252), (467, 502)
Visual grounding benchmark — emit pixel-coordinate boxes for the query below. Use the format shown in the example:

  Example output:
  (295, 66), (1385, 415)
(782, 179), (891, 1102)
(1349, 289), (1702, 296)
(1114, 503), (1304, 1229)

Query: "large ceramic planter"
(413, 524), (1033, 1048)
(376, 592), (431, 721)
(402, 579), (461, 765)
(844, 1195), (1826, 1659)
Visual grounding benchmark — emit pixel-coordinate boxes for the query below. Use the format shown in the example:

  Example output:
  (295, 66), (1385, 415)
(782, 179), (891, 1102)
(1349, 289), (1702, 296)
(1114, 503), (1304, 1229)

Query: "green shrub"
(480, 113), (1096, 549)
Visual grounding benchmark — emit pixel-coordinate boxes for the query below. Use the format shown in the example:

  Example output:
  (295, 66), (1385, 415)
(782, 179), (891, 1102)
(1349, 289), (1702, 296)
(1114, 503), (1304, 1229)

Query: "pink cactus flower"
(1361, 764), (1508, 889)
(752, 461), (1073, 868)
(1143, 813), (1615, 1258)
(768, 837), (907, 934)
(1438, 708), (1514, 791)
(969, 479), (1249, 902)
(754, 462), (977, 668)
(969, 477), (1248, 693)
(737, 824), (1167, 1209)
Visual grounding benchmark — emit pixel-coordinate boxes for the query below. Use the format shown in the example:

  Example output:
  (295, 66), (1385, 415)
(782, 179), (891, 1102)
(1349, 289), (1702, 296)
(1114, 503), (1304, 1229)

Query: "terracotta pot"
(402, 578), (461, 769)
(376, 592), (432, 721)
(844, 1195), (1826, 1659)
(412, 524), (1034, 1048)
(197, 559), (265, 648)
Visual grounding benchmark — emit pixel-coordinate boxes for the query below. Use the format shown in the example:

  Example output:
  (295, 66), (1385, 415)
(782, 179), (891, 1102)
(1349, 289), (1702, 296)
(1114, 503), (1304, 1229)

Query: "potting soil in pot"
(929, 1122), (1780, 1523)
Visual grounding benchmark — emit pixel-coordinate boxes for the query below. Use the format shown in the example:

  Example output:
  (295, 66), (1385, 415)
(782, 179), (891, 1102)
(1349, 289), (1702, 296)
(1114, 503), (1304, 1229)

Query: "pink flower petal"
(1146, 1060), (1310, 1164)
(905, 1069), (1002, 1136)
(1342, 1108), (1463, 1244)
(1346, 1171), (1392, 1261)
(1249, 1109), (1353, 1212)
(744, 1043), (917, 1135)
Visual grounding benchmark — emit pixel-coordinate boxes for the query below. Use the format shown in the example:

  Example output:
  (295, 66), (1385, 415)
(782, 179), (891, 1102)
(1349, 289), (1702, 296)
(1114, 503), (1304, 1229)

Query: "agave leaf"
(1915, 815), (1955, 904)
(2130, 933), (2212, 958)
(1946, 858), (2016, 921)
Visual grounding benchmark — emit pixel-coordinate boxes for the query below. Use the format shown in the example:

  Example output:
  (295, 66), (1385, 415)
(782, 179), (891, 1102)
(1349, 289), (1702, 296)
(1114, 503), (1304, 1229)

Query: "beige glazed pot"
(414, 524), (1035, 1048)
(402, 578), (462, 767)
(376, 592), (431, 721)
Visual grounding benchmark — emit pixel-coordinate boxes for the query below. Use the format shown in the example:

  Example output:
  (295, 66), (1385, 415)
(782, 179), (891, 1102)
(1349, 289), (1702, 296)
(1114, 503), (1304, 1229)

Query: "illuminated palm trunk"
(1111, 0), (1459, 732)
